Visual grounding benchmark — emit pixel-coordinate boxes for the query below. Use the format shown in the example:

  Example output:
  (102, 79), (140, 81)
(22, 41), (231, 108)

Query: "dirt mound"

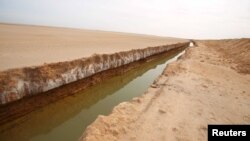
(194, 38), (250, 74)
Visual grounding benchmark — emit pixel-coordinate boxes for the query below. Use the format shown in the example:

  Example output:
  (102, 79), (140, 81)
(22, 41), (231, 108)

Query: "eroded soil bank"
(0, 42), (189, 105)
(80, 39), (250, 141)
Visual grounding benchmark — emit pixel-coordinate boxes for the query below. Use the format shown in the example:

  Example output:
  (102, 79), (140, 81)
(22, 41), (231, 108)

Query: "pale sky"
(0, 0), (249, 39)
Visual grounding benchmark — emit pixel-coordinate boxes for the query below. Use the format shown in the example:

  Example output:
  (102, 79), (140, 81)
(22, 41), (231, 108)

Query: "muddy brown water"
(0, 49), (185, 141)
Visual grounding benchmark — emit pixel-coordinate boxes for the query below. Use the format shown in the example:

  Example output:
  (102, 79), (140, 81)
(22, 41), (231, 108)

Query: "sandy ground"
(0, 23), (185, 71)
(80, 39), (250, 141)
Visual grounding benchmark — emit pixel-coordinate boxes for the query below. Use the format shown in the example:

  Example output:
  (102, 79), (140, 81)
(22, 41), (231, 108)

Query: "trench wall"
(0, 42), (189, 104)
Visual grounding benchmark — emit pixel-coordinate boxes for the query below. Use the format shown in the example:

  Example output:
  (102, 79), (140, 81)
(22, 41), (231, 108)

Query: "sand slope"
(80, 39), (250, 141)
(0, 23), (186, 71)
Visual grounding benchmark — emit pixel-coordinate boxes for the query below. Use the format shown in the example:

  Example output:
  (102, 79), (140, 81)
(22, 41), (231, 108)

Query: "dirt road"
(80, 39), (250, 141)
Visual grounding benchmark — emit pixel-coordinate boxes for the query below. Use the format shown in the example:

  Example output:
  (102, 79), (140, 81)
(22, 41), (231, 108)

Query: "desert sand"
(80, 39), (250, 141)
(0, 23), (186, 71)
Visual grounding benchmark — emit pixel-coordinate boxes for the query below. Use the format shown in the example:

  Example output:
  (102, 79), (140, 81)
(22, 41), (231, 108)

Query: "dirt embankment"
(195, 39), (250, 74)
(80, 39), (250, 141)
(0, 23), (188, 105)
(0, 42), (189, 105)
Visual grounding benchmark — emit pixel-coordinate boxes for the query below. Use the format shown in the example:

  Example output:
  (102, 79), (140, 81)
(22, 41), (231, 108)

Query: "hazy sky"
(0, 0), (249, 39)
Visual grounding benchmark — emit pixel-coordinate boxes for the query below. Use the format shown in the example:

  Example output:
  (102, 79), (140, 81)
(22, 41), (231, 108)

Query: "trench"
(0, 48), (186, 141)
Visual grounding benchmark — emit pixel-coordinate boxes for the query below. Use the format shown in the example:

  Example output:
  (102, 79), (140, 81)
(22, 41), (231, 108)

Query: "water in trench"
(0, 48), (185, 141)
